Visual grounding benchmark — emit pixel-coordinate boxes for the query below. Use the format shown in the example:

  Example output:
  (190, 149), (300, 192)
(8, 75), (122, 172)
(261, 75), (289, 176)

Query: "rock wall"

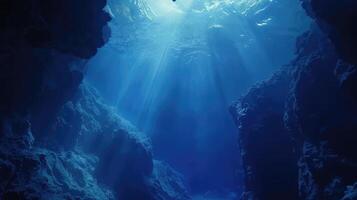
(301, 0), (357, 64)
(0, 0), (110, 198)
(0, 1), (190, 199)
(287, 27), (357, 200)
(0, 1), (111, 198)
(231, 69), (298, 200)
(231, 1), (357, 200)
(0, 0), (110, 138)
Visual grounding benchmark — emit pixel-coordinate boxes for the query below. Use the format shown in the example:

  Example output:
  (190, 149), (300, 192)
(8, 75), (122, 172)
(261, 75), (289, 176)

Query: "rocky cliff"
(0, 1), (110, 198)
(231, 1), (357, 200)
(0, 1), (190, 199)
(231, 69), (298, 200)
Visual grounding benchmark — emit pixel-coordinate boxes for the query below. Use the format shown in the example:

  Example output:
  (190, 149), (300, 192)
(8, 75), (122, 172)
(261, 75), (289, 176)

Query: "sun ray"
(85, 0), (311, 196)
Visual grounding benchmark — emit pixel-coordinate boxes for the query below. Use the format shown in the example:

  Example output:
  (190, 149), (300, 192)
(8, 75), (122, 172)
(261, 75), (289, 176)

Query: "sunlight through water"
(146, 0), (191, 18)
(87, 0), (311, 196)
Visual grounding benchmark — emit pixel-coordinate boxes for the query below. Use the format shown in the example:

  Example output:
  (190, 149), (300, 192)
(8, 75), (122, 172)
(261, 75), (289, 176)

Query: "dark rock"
(0, 137), (114, 200)
(231, 69), (299, 200)
(232, 0), (357, 197)
(0, 0), (111, 137)
(231, 16), (357, 200)
(286, 26), (357, 200)
(0, 0), (191, 199)
(0, 0), (110, 58)
(341, 182), (357, 200)
(301, 0), (357, 64)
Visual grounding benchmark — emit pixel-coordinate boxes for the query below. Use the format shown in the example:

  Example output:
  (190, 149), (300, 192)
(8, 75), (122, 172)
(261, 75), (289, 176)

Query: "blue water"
(86, 0), (310, 197)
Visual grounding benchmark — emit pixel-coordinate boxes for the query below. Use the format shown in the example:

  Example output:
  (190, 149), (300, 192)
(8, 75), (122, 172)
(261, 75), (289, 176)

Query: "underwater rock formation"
(301, 0), (357, 64)
(0, 0), (110, 111)
(0, 0), (190, 199)
(0, 81), (191, 199)
(0, 134), (114, 200)
(0, 83), (191, 199)
(0, 0), (111, 141)
(231, 69), (299, 200)
(287, 1), (357, 199)
(54, 85), (191, 200)
(232, 1), (357, 200)
(0, 0), (111, 198)
(0, 109), (114, 199)
(287, 27), (357, 200)
(149, 160), (191, 200)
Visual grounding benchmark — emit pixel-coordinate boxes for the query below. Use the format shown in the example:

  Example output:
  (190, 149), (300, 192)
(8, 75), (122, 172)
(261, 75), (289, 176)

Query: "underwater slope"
(54, 85), (191, 200)
(0, 84), (191, 199)
(231, 0), (357, 199)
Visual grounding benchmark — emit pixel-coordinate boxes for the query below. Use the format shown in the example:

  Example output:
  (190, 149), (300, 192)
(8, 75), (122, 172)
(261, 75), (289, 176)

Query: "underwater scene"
(1, 0), (357, 200)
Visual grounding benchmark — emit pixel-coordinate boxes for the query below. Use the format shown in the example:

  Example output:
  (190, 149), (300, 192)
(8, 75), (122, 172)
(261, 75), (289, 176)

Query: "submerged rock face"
(301, 0), (357, 64)
(0, 117), (114, 200)
(231, 69), (299, 200)
(0, 0), (110, 58)
(43, 84), (191, 200)
(0, 83), (191, 199)
(0, 0), (113, 198)
(287, 28), (357, 200)
(0, 148), (115, 200)
(0, 0), (110, 137)
(287, 1), (357, 199)
(232, 1), (357, 200)
(0, 1), (190, 199)
(149, 161), (191, 200)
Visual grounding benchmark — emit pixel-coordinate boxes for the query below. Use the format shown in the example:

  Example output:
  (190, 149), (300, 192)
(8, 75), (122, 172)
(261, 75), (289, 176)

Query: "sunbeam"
(85, 0), (311, 197)
(3, 0), (355, 199)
